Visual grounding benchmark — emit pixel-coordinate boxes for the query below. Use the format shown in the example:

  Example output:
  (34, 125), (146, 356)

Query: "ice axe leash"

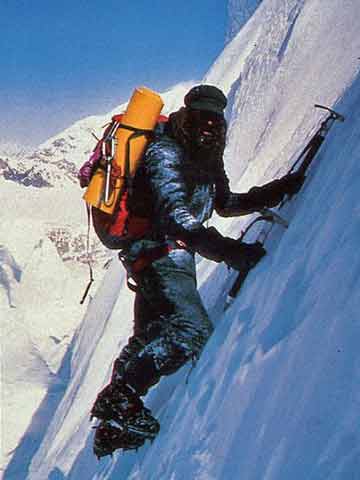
(225, 105), (345, 309)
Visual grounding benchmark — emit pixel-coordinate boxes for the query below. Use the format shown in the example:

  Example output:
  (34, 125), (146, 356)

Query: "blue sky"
(1, 1), (227, 147)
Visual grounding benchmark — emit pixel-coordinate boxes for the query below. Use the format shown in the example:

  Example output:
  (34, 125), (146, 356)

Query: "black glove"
(221, 240), (266, 271)
(245, 170), (306, 209)
(182, 226), (266, 270)
(280, 171), (306, 196)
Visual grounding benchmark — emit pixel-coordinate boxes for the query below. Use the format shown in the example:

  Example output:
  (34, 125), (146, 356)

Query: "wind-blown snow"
(3, 0), (360, 478)
(225, 0), (262, 43)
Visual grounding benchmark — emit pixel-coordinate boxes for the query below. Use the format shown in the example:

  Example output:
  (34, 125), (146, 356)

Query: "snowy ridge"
(3, 0), (360, 478)
(206, 0), (360, 191)
(1, 82), (193, 191)
(225, 0), (263, 43)
(35, 81), (194, 176)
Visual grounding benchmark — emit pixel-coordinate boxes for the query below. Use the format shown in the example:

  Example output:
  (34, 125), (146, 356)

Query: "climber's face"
(186, 109), (227, 150)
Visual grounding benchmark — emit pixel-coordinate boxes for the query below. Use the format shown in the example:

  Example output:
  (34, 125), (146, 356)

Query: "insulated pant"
(114, 248), (214, 395)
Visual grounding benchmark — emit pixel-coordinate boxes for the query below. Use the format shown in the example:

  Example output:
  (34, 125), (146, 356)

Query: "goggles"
(186, 109), (226, 132)
(185, 109), (227, 148)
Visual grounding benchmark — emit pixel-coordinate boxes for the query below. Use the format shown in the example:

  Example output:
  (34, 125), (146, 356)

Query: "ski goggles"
(185, 109), (227, 148)
(186, 108), (227, 133)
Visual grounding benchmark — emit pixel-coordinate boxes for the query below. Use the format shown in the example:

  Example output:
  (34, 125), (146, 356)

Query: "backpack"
(79, 113), (168, 250)
(78, 87), (167, 303)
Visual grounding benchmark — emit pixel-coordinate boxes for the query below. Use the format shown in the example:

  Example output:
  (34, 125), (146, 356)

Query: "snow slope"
(3, 0), (360, 478)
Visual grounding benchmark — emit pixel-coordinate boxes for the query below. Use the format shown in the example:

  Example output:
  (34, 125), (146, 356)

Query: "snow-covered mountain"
(0, 143), (50, 188)
(37, 81), (193, 172)
(3, 0), (360, 478)
(1, 83), (193, 191)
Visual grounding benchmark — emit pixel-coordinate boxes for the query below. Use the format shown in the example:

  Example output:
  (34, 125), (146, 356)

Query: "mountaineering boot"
(93, 404), (160, 458)
(91, 382), (159, 456)
(91, 382), (142, 423)
(93, 420), (145, 458)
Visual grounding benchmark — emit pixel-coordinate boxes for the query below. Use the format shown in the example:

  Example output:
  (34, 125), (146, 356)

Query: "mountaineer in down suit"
(91, 85), (304, 457)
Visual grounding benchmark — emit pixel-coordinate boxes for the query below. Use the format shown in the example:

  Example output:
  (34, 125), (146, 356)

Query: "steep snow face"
(206, 0), (360, 192)
(226, 0), (262, 42)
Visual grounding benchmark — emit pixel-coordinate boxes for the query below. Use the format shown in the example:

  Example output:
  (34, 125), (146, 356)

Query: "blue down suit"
(113, 132), (294, 395)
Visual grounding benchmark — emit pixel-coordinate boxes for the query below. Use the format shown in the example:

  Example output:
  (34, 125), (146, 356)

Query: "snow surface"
(2, 0), (360, 478)
(225, 0), (263, 43)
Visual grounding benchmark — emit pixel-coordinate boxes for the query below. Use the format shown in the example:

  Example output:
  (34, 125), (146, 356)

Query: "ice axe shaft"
(290, 104), (345, 175)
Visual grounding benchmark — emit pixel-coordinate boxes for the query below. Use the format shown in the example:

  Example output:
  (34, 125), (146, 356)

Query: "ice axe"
(289, 104), (344, 176)
(225, 104), (345, 309)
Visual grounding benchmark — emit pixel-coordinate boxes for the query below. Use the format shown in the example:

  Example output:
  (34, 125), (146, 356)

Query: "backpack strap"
(117, 123), (155, 198)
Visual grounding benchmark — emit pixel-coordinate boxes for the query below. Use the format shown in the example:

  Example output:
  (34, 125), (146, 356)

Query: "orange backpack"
(79, 113), (168, 250)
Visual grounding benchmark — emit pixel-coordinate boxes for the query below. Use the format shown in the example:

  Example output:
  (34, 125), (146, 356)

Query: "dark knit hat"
(184, 85), (227, 115)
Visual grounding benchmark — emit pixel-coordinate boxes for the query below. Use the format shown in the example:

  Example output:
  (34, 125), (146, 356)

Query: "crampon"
(93, 411), (160, 458)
